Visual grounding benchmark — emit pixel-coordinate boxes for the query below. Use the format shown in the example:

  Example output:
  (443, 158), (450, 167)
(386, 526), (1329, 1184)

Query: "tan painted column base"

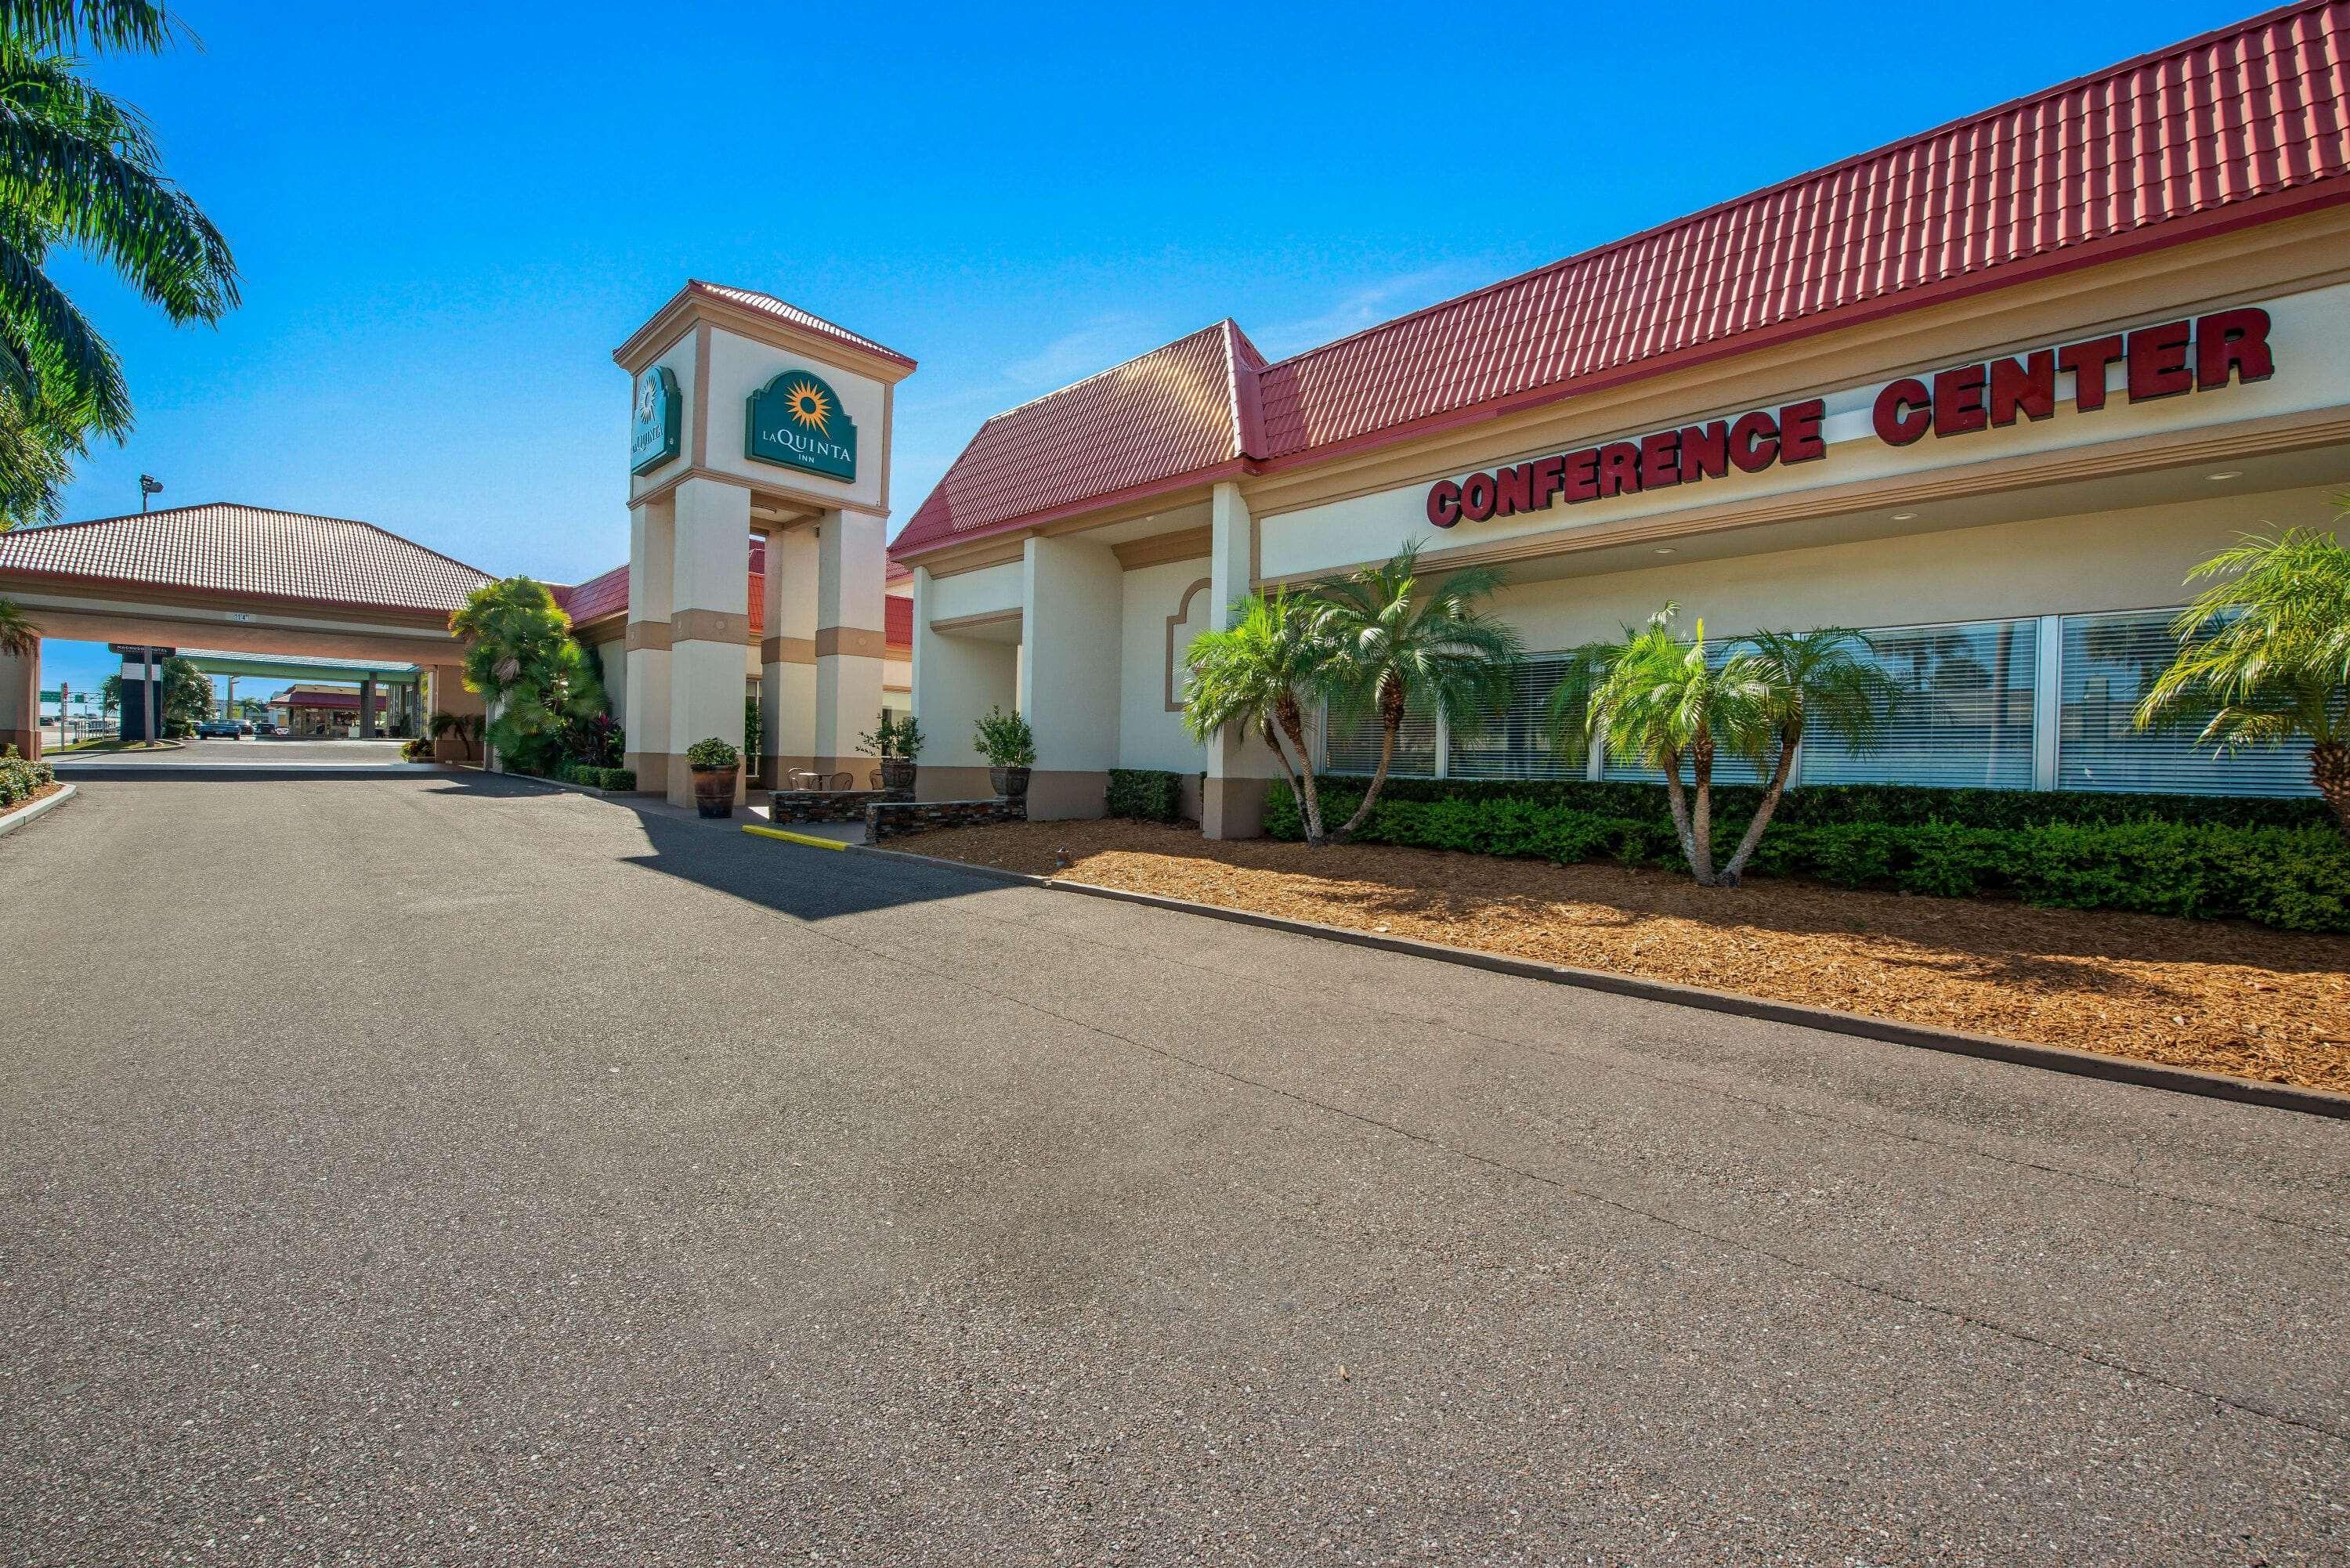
(914, 765), (996, 802)
(624, 751), (676, 797)
(1, 728), (38, 762)
(1022, 769), (1110, 821)
(1201, 777), (1271, 840)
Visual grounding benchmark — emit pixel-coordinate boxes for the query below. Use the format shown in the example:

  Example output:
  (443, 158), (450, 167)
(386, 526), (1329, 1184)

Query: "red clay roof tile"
(685, 281), (916, 369)
(893, 0), (2350, 558)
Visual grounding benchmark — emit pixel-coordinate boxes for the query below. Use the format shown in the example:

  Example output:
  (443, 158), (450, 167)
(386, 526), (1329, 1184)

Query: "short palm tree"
(1182, 589), (1333, 845)
(1309, 541), (1521, 841)
(1555, 606), (1772, 887)
(2136, 521), (2350, 835)
(429, 710), (482, 761)
(0, 1), (237, 527)
(1714, 627), (1898, 883)
(0, 594), (37, 655)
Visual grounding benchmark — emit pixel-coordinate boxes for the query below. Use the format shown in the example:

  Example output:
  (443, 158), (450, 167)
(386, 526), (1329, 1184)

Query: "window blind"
(2057, 609), (2316, 796)
(1799, 619), (2037, 789)
(1450, 653), (1590, 779)
(1324, 689), (1437, 778)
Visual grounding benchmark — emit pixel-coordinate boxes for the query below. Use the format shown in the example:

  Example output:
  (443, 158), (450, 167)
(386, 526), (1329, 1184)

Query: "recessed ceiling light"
(2207, 471), (2243, 481)
(1653, 547), (1676, 555)
(1890, 511), (1918, 521)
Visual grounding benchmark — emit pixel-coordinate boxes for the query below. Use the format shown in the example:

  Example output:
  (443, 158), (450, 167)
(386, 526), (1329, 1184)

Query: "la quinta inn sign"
(630, 365), (681, 475)
(747, 367), (857, 482)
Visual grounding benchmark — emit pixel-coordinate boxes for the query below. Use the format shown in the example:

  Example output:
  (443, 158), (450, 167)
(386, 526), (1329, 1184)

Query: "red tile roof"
(0, 503), (492, 612)
(891, 320), (1264, 553)
(682, 280), (916, 369)
(884, 593), (912, 648)
(894, 0), (2350, 558)
(555, 563), (630, 625)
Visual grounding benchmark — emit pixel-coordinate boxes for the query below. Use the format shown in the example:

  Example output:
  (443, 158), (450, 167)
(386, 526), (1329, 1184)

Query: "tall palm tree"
(1556, 606), (1773, 887)
(0, 0), (237, 527)
(2136, 520), (2350, 835)
(1714, 627), (1898, 883)
(1309, 541), (1521, 842)
(0, 593), (36, 654)
(1181, 589), (1332, 846)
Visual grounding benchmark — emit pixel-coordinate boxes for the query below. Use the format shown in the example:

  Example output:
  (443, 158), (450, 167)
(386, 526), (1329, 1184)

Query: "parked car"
(195, 720), (242, 739)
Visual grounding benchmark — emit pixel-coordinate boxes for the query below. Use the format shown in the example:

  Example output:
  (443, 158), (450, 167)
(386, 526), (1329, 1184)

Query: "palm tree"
(1714, 627), (1899, 883)
(1556, 606), (1772, 886)
(0, 594), (36, 654)
(0, 1), (237, 528)
(429, 710), (482, 761)
(2136, 521), (2350, 835)
(1309, 541), (1521, 842)
(1182, 589), (1333, 846)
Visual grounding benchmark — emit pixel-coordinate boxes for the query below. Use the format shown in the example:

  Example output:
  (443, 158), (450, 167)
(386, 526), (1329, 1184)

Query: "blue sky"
(35, 0), (2254, 700)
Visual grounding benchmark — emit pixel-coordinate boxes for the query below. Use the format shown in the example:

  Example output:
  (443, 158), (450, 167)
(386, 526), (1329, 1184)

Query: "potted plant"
(685, 736), (741, 818)
(858, 711), (925, 791)
(972, 704), (1036, 800)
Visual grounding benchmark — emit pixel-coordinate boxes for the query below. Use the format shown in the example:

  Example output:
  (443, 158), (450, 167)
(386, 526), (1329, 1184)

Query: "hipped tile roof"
(894, 0), (2350, 559)
(683, 281), (916, 369)
(0, 503), (493, 612)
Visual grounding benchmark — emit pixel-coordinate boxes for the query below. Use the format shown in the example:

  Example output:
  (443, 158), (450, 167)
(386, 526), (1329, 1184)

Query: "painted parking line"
(742, 822), (850, 851)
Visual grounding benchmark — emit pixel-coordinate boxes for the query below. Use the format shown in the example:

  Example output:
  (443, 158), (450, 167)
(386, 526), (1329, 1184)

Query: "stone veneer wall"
(866, 797), (1026, 842)
(768, 787), (910, 824)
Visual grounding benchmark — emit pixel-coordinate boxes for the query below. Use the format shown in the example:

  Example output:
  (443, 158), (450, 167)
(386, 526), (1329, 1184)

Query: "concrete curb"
(48, 763), (452, 780)
(0, 782), (75, 839)
(850, 843), (2350, 1122)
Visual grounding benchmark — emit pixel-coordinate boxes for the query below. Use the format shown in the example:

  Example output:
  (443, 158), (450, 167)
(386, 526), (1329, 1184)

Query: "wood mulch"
(0, 781), (66, 825)
(902, 818), (2350, 1096)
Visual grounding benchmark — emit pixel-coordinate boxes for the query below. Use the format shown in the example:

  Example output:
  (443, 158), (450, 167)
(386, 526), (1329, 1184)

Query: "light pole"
(139, 475), (162, 514)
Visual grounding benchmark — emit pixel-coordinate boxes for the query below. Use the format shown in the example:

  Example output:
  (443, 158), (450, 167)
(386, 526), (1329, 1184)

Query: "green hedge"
(559, 764), (636, 792)
(1107, 768), (1184, 822)
(1265, 782), (2350, 933)
(0, 746), (54, 808)
(1318, 772), (2329, 831)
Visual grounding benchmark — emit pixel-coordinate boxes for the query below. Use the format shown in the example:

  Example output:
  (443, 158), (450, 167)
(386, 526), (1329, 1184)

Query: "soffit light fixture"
(1890, 511), (1918, 520)
(2207, 471), (2243, 480)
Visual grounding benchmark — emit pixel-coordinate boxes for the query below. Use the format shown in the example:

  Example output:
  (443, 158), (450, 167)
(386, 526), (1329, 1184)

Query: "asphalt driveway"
(1, 777), (2344, 1565)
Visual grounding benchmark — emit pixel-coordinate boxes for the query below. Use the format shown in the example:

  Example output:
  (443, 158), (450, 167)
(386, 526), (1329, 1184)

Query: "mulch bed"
(904, 818), (2350, 1095)
(0, 781), (66, 825)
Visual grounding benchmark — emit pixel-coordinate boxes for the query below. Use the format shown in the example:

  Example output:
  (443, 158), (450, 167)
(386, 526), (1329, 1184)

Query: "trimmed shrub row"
(1107, 768), (1185, 823)
(559, 764), (636, 792)
(1321, 773), (2330, 832)
(1265, 782), (2350, 933)
(0, 746), (55, 808)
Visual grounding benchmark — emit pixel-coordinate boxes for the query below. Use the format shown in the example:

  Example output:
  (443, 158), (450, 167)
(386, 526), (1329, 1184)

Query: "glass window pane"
(1324, 688), (1437, 778)
(2058, 609), (2316, 796)
(1449, 654), (1590, 779)
(1800, 620), (2037, 789)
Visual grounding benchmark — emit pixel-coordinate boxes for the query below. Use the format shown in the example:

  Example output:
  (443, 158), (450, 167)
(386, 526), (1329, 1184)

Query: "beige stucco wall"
(1119, 556), (1212, 775)
(926, 560), (1022, 624)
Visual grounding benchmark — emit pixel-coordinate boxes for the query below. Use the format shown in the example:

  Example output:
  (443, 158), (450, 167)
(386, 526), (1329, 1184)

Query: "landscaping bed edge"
(0, 782), (74, 838)
(849, 841), (2350, 1122)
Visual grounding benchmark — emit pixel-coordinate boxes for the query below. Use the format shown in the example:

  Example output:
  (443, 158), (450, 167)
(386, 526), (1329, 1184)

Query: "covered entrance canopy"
(0, 502), (487, 759)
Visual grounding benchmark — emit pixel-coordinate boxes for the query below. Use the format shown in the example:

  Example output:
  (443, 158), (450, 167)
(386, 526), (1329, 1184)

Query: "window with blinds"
(1450, 653), (1590, 779)
(1799, 619), (2037, 789)
(1322, 688), (1437, 778)
(2057, 609), (2316, 796)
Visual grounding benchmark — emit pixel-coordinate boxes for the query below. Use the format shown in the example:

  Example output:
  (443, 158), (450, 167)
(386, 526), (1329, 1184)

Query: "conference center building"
(888, 1), (2350, 834)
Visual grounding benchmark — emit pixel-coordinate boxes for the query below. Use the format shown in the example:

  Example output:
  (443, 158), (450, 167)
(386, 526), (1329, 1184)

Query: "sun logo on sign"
(635, 374), (660, 421)
(783, 378), (832, 436)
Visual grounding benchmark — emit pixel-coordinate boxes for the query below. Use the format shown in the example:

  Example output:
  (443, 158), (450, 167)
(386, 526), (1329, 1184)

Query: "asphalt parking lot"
(2, 776), (2344, 1564)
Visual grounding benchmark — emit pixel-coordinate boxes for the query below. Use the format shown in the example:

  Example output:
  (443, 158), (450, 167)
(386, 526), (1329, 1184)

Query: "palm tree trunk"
(1687, 732), (1718, 886)
(2315, 739), (2350, 838)
(1720, 722), (1801, 885)
(1265, 712), (1325, 845)
(1658, 747), (1701, 876)
(1333, 710), (1398, 842)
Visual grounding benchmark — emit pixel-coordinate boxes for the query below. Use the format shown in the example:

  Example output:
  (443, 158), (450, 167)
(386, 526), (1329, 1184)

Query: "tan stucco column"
(667, 476), (751, 807)
(758, 524), (818, 788)
(622, 494), (674, 794)
(1202, 480), (1281, 839)
(910, 566), (1018, 802)
(0, 640), (38, 761)
(1018, 533), (1122, 819)
(812, 509), (885, 781)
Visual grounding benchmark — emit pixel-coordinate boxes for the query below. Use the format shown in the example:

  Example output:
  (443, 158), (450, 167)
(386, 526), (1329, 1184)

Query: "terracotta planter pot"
(880, 757), (916, 792)
(691, 764), (738, 818)
(990, 764), (1030, 800)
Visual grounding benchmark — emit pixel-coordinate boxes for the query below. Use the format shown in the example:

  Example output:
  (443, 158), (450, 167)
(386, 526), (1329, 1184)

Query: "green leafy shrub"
(1107, 768), (1184, 822)
(685, 737), (739, 771)
(972, 705), (1036, 768)
(559, 764), (636, 791)
(1263, 782), (2350, 932)
(1, 745), (55, 807)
